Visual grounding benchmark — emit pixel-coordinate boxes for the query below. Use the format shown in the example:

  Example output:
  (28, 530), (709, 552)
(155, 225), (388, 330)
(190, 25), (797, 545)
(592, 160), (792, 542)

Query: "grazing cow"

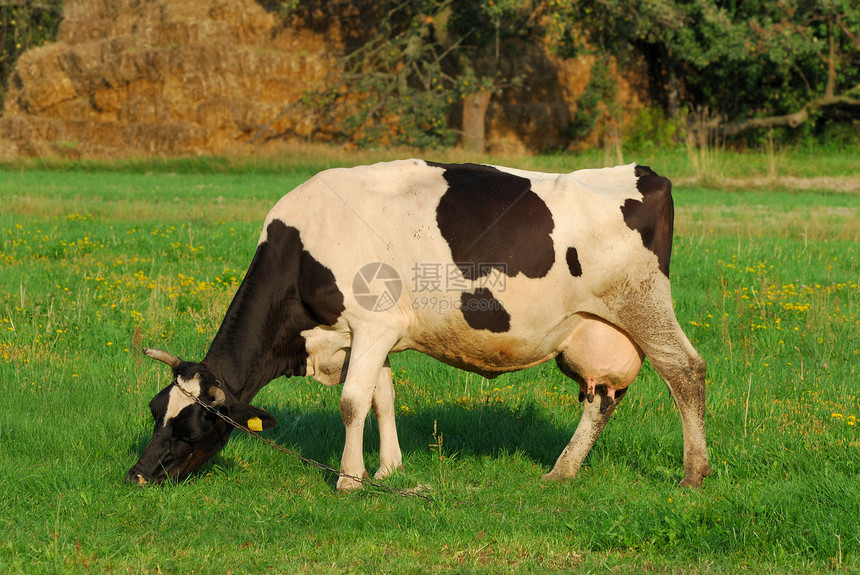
(127, 160), (711, 490)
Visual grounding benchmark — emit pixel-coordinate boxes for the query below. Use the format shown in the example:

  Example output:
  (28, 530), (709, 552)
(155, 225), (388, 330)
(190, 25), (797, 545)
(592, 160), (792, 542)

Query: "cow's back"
(262, 160), (670, 377)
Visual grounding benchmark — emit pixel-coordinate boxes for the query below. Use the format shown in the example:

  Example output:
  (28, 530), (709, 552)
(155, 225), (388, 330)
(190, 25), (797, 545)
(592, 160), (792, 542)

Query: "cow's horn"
(143, 348), (182, 368)
(209, 385), (226, 408)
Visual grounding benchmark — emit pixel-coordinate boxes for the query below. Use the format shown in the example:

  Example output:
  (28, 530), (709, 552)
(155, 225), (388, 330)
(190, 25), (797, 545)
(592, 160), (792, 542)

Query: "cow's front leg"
(542, 389), (619, 481)
(372, 361), (404, 480)
(337, 328), (398, 491)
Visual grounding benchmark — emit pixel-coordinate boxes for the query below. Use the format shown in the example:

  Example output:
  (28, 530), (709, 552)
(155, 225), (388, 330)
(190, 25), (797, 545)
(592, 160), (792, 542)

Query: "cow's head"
(126, 348), (277, 485)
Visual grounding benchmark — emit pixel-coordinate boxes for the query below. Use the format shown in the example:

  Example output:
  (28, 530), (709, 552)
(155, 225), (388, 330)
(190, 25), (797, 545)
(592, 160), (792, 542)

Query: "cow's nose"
(125, 469), (149, 486)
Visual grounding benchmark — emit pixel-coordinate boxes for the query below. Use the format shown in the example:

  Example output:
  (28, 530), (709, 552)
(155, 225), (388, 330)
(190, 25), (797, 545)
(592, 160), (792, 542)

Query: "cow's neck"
(201, 240), (313, 403)
(203, 320), (306, 404)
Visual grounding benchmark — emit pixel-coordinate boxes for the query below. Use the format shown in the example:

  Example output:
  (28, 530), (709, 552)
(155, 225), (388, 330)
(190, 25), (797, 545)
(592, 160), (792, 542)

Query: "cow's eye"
(181, 432), (203, 442)
(173, 418), (204, 442)
(177, 425), (204, 442)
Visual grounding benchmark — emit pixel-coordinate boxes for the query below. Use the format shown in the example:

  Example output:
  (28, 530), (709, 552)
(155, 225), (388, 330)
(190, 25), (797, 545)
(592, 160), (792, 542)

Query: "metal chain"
(173, 382), (433, 501)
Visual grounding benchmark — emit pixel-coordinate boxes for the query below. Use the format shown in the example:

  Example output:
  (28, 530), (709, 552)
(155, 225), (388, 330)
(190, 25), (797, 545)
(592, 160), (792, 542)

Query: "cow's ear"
(230, 402), (278, 432)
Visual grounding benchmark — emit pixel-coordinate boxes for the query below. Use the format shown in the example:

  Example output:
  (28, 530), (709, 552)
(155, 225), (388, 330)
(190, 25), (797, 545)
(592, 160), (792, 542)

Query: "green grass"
(1, 153), (858, 573)
(8, 140), (860, 182)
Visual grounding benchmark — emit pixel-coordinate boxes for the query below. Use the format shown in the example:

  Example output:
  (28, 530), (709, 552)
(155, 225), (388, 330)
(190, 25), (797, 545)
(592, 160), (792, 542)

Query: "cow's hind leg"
(543, 390), (620, 482)
(543, 317), (641, 482)
(641, 337), (711, 487)
(612, 285), (712, 488)
(372, 360), (404, 480)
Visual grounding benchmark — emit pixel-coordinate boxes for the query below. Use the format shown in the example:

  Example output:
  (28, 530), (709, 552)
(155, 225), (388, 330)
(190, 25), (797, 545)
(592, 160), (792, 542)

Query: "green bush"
(0, 0), (64, 104)
(624, 106), (685, 153)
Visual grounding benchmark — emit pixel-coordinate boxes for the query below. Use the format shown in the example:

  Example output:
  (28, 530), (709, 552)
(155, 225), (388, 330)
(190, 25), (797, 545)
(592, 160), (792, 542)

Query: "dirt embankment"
(0, 0), (647, 160)
(0, 0), (336, 158)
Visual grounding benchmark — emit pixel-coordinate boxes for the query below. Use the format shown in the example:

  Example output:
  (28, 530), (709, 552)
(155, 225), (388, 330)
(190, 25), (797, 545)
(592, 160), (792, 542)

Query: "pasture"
(1, 151), (858, 573)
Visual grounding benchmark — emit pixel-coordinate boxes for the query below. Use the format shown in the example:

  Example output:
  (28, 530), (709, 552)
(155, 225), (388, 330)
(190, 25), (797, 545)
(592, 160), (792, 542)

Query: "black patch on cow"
(429, 162), (555, 281)
(621, 165), (675, 278)
(460, 287), (511, 333)
(565, 246), (583, 277)
(299, 247), (345, 325)
(204, 219), (345, 401)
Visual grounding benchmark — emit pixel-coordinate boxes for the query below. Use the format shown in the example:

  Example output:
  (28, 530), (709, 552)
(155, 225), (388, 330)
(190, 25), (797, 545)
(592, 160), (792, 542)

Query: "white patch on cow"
(163, 375), (201, 426)
(302, 326), (351, 386)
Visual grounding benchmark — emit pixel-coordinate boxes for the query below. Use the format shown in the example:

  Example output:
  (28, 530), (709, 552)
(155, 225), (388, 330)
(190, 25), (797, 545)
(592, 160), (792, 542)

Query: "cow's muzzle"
(126, 469), (151, 486)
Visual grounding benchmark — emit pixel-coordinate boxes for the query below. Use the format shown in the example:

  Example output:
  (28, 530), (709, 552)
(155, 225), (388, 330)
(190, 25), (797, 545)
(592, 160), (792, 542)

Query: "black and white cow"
(127, 160), (711, 490)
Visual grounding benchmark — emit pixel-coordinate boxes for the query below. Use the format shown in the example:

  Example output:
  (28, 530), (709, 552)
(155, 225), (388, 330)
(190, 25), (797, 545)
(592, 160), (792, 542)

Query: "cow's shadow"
(126, 399), (581, 485)
(243, 400), (577, 482)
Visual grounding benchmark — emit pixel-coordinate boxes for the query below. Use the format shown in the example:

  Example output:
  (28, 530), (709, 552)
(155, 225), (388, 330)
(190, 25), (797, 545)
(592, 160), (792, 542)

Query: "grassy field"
(1, 150), (858, 573)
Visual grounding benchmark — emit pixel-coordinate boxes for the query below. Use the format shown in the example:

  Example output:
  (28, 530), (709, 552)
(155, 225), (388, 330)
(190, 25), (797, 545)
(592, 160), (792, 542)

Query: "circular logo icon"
(353, 262), (403, 312)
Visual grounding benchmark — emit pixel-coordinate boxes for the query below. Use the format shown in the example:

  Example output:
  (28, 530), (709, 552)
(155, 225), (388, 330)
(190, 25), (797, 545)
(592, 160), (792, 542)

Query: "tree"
(262, 0), (858, 149)
(445, 0), (537, 152)
(281, 0), (535, 150)
(570, 0), (860, 138)
(714, 0), (860, 136)
(277, 1), (458, 148)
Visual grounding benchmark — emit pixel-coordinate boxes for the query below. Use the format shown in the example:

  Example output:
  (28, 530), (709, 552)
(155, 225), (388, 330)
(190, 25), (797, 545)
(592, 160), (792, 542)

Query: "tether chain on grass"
(174, 382), (433, 501)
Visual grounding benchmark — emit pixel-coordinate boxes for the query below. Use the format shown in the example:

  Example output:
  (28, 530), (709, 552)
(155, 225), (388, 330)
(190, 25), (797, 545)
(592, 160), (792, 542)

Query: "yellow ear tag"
(247, 417), (263, 432)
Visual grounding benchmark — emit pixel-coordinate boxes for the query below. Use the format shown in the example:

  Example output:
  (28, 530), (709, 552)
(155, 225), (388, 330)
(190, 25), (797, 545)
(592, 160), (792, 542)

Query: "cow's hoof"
(374, 463), (405, 481)
(336, 470), (369, 491)
(679, 476), (703, 488)
(126, 472), (149, 486)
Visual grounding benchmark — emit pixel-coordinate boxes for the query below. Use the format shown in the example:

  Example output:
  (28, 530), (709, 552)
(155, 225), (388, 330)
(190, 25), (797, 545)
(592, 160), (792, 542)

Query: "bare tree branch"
(718, 93), (860, 137)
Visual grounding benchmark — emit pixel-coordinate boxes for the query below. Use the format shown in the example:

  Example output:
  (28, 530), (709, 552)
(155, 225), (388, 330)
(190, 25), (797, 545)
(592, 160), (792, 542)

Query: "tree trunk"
(826, 15), (837, 99)
(667, 67), (681, 119)
(462, 91), (491, 154)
